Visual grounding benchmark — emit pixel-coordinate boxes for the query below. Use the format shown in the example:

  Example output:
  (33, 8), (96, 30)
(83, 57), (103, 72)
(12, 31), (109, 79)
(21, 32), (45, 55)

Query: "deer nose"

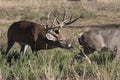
(67, 43), (73, 49)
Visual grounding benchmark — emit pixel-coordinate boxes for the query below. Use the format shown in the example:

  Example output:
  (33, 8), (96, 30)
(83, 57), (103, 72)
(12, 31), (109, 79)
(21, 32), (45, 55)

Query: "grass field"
(0, 0), (120, 80)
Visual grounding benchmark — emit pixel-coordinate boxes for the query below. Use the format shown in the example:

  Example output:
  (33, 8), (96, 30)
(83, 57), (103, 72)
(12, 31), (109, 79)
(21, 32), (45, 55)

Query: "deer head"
(43, 8), (81, 49)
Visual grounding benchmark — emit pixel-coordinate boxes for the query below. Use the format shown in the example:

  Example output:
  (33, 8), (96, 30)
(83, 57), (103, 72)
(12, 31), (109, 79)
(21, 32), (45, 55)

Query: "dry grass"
(0, 0), (119, 28)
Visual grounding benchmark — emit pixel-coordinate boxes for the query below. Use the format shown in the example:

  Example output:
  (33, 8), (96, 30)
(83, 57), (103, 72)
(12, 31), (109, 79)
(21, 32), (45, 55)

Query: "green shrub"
(0, 47), (119, 80)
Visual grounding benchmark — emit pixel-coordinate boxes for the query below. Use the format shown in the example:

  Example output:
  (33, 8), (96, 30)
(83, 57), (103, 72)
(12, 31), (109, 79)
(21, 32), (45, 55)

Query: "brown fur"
(5, 20), (72, 55)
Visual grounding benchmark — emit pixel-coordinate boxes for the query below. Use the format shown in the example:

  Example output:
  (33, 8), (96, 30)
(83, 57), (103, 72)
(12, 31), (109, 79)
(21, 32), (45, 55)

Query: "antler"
(54, 16), (80, 28)
(45, 16), (59, 30)
(64, 15), (80, 25)
(45, 10), (60, 30)
(45, 8), (81, 30)
(53, 8), (81, 28)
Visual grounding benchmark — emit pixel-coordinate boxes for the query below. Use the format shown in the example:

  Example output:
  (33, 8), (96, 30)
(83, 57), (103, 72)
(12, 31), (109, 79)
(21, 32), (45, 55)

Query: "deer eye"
(54, 30), (59, 34)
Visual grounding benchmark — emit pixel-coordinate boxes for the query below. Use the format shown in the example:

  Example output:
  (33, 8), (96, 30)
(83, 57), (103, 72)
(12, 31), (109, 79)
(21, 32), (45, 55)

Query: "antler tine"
(45, 10), (53, 29)
(56, 17), (60, 24)
(50, 17), (57, 28)
(62, 7), (66, 21)
(53, 17), (58, 25)
(53, 17), (62, 28)
(47, 12), (51, 24)
(69, 15), (73, 22)
(47, 17), (60, 30)
(65, 16), (80, 25)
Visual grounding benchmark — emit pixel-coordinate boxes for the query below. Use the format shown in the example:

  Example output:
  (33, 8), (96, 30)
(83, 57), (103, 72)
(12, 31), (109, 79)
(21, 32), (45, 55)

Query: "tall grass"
(0, 31), (119, 80)
(0, 46), (119, 80)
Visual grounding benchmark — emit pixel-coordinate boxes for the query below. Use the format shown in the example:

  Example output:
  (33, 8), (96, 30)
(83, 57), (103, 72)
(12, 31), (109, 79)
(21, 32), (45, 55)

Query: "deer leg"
(31, 47), (38, 56)
(20, 44), (28, 54)
(30, 42), (38, 56)
(115, 49), (120, 60)
(5, 41), (15, 55)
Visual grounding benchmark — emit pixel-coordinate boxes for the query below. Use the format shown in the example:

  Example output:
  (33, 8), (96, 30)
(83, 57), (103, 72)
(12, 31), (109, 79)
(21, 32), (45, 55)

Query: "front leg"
(30, 42), (38, 56)
(115, 49), (120, 60)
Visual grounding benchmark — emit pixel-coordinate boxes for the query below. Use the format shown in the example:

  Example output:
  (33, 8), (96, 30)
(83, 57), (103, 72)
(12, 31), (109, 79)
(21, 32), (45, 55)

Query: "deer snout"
(65, 39), (73, 49)
(67, 43), (73, 49)
(58, 39), (73, 49)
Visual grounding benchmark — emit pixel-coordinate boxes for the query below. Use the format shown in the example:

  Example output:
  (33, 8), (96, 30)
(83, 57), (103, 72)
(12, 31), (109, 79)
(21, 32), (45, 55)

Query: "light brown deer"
(5, 10), (80, 55)
(78, 28), (120, 62)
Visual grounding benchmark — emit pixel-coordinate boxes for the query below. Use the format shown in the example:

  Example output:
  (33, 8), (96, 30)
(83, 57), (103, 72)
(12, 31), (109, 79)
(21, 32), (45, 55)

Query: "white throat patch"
(46, 33), (57, 41)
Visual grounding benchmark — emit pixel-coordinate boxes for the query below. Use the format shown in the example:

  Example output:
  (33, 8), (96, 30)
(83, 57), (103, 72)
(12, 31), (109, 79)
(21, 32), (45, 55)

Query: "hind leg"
(20, 44), (28, 54)
(5, 41), (15, 55)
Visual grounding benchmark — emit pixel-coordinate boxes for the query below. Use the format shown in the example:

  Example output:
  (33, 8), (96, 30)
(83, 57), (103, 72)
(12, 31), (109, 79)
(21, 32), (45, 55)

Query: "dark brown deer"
(5, 10), (80, 55)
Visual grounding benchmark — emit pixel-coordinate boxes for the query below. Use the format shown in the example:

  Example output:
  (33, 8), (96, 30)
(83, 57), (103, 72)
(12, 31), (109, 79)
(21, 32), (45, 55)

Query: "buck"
(5, 11), (80, 55)
(77, 28), (120, 61)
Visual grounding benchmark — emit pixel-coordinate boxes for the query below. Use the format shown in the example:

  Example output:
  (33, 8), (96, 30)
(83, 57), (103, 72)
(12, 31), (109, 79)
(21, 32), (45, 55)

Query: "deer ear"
(46, 33), (57, 41)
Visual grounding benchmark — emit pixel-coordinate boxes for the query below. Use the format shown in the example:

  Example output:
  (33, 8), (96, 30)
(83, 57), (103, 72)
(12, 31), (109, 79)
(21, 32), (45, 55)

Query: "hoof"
(74, 53), (84, 60)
